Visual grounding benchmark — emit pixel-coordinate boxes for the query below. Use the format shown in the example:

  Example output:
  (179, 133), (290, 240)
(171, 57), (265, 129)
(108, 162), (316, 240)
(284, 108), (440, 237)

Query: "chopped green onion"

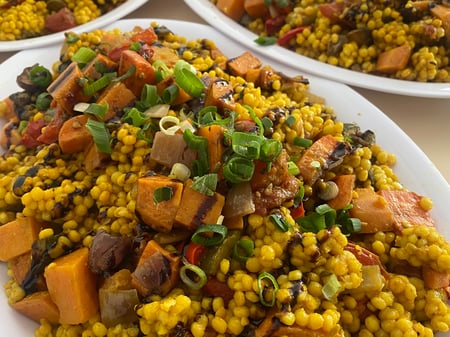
(159, 115), (180, 135)
(287, 161), (300, 175)
(71, 46), (96, 67)
(140, 84), (160, 107)
(82, 103), (108, 120)
(153, 186), (174, 204)
(191, 173), (217, 196)
(245, 105), (264, 137)
(153, 60), (172, 82)
(269, 213), (292, 232)
(112, 65), (135, 83)
(231, 132), (261, 160)
(180, 263), (207, 290)
(261, 116), (273, 131)
(322, 274), (341, 300)
(35, 92), (51, 110)
(197, 106), (220, 125)
(173, 60), (205, 98)
(222, 156), (255, 184)
(260, 138), (282, 162)
(65, 32), (80, 44)
(191, 224), (228, 246)
(129, 42), (141, 52)
(254, 36), (278, 46)
(122, 107), (148, 127)
(285, 115), (296, 127)
(257, 272), (279, 307)
(83, 73), (115, 96)
(294, 137), (313, 148)
(85, 119), (112, 154)
(29, 65), (52, 88)
(183, 129), (209, 176)
(162, 84), (179, 104)
(232, 239), (255, 262)
(169, 163), (191, 182)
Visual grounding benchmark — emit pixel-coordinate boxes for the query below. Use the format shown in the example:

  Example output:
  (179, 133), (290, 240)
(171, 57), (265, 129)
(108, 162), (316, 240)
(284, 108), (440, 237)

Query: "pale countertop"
(0, 0), (449, 185)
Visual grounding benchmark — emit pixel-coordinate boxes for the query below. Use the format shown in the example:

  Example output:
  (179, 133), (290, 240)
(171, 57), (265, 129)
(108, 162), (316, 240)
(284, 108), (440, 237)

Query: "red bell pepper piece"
(265, 15), (286, 35)
(290, 203), (305, 219)
(184, 242), (206, 265)
(277, 26), (310, 47)
(344, 242), (389, 277)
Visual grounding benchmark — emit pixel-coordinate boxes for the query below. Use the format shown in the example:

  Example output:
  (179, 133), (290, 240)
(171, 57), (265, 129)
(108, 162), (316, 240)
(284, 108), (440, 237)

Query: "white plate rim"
(184, 0), (450, 99)
(0, 0), (149, 52)
(0, 18), (449, 336)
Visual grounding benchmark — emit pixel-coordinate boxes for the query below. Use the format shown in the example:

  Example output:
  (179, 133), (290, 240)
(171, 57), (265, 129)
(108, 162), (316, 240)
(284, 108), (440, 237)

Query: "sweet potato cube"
(378, 190), (435, 230)
(131, 240), (180, 296)
(9, 252), (32, 284)
(0, 216), (41, 261)
(204, 78), (235, 111)
(96, 81), (136, 121)
(422, 267), (450, 289)
(349, 188), (394, 233)
(375, 44), (412, 74)
(227, 51), (262, 77)
(244, 0), (269, 18)
(175, 179), (225, 230)
(44, 247), (98, 325)
(135, 175), (184, 232)
(327, 174), (356, 210)
(118, 50), (156, 96)
(58, 114), (92, 154)
(82, 53), (118, 80)
(217, 0), (246, 20)
(431, 5), (450, 40)
(11, 291), (60, 324)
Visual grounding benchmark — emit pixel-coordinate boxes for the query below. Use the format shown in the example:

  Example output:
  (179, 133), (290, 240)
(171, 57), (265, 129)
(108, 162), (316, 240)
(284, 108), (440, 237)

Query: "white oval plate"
(184, 0), (450, 99)
(0, 0), (149, 52)
(0, 19), (449, 336)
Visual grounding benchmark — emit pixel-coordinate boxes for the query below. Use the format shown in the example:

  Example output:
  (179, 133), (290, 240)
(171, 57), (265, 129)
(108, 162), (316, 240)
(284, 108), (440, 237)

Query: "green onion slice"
(191, 173), (217, 196)
(191, 224), (228, 246)
(140, 84), (160, 107)
(287, 161), (300, 175)
(245, 105), (264, 137)
(257, 272), (279, 307)
(122, 107), (148, 127)
(285, 115), (296, 127)
(260, 138), (282, 162)
(82, 103), (108, 120)
(162, 84), (179, 104)
(153, 186), (174, 204)
(322, 274), (341, 300)
(180, 263), (207, 290)
(83, 73), (115, 96)
(35, 92), (51, 111)
(173, 60), (205, 98)
(153, 60), (172, 82)
(294, 137), (313, 148)
(232, 239), (255, 262)
(29, 65), (52, 88)
(254, 36), (278, 46)
(231, 132), (262, 160)
(183, 129), (209, 177)
(222, 156), (255, 184)
(269, 213), (292, 232)
(85, 119), (112, 154)
(71, 46), (96, 67)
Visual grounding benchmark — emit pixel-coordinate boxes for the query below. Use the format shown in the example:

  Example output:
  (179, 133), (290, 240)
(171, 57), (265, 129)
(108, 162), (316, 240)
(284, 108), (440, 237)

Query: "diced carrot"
(349, 188), (395, 233)
(227, 51), (262, 78)
(422, 267), (450, 289)
(44, 247), (99, 325)
(11, 291), (60, 324)
(296, 134), (339, 185)
(135, 175), (184, 232)
(58, 114), (92, 154)
(327, 174), (356, 210)
(378, 190), (435, 230)
(174, 179), (225, 230)
(196, 124), (226, 174)
(203, 78), (236, 111)
(0, 216), (41, 261)
(244, 0), (269, 18)
(131, 240), (180, 296)
(96, 82), (136, 121)
(216, 0), (246, 21)
(375, 44), (412, 74)
(118, 50), (156, 96)
(47, 61), (91, 114)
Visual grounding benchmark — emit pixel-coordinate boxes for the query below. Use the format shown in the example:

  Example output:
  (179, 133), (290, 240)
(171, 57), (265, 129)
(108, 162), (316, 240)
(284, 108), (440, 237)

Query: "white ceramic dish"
(0, 0), (148, 52)
(184, 0), (450, 99)
(0, 18), (449, 336)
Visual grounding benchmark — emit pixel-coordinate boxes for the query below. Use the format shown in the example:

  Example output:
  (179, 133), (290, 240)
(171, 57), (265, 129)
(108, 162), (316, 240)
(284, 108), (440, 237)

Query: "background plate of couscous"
(0, 18), (449, 336)
(0, 0), (149, 52)
(184, 0), (450, 99)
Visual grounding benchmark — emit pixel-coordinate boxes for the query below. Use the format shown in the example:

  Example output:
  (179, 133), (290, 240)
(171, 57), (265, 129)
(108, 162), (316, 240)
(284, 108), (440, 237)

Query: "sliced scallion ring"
(173, 60), (205, 98)
(180, 263), (207, 290)
(159, 115), (180, 135)
(257, 272), (279, 307)
(222, 157), (255, 184)
(232, 239), (255, 262)
(191, 224), (228, 246)
(153, 186), (174, 204)
(71, 46), (96, 67)
(322, 273), (341, 300)
(269, 213), (292, 232)
(83, 73), (115, 96)
(85, 119), (112, 154)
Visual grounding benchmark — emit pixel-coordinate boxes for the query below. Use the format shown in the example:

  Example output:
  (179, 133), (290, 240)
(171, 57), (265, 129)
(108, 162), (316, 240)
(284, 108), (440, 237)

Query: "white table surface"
(1, 0), (449, 186)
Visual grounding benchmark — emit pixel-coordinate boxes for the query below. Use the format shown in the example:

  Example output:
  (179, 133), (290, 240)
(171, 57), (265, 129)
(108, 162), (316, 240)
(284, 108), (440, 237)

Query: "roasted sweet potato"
(217, 0), (246, 20)
(135, 175), (184, 232)
(11, 291), (60, 324)
(349, 188), (394, 233)
(422, 267), (450, 289)
(375, 44), (412, 74)
(82, 53), (118, 80)
(174, 179), (225, 230)
(227, 51), (262, 77)
(327, 174), (356, 210)
(430, 5), (450, 40)
(131, 240), (180, 296)
(96, 81), (136, 121)
(118, 50), (156, 96)
(244, 0), (269, 18)
(58, 114), (92, 154)
(83, 140), (109, 173)
(203, 78), (236, 111)
(196, 124), (226, 174)
(44, 247), (99, 325)
(9, 252), (32, 285)
(0, 216), (41, 261)
(378, 190), (435, 230)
